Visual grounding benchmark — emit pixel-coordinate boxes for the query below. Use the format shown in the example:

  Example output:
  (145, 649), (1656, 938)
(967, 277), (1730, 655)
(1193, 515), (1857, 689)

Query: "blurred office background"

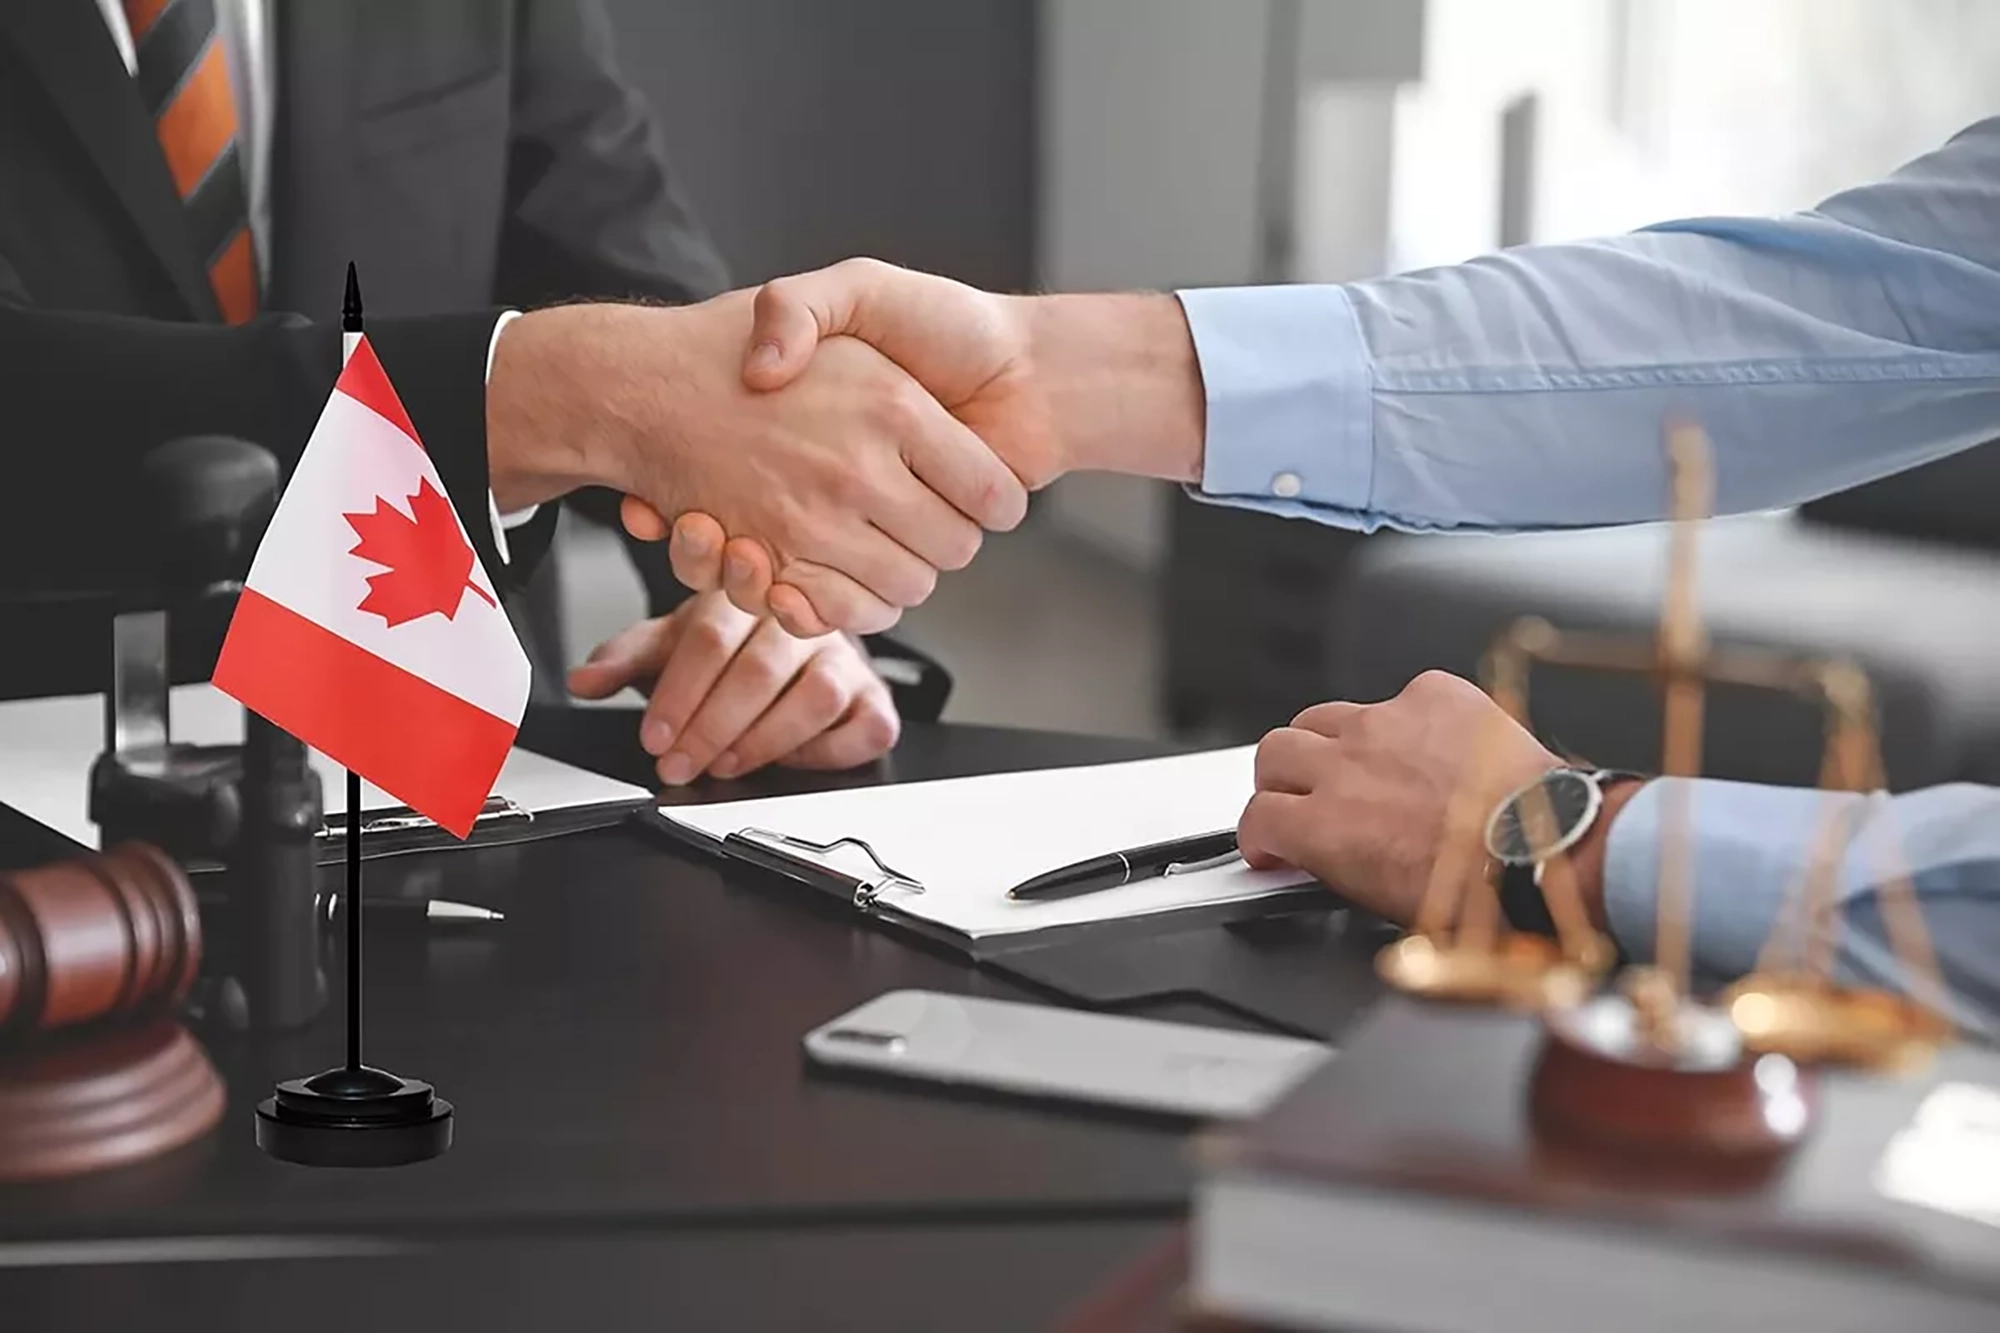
(561, 0), (2000, 760)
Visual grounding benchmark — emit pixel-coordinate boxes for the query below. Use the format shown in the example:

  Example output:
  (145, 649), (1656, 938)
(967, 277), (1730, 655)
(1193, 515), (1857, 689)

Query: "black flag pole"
(342, 268), (366, 1072)
(254, 263), (453, 1167)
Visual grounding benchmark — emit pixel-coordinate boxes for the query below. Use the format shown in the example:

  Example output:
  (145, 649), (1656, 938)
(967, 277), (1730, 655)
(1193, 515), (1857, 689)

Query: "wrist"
(486, 304), (656, 510)
(1018, 292), (1205, 482)
(1566, 777), (1646, 932)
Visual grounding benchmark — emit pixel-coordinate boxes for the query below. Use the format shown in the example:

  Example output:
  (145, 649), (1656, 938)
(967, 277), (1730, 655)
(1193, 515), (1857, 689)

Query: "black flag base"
(254, 1065), (453, 1168)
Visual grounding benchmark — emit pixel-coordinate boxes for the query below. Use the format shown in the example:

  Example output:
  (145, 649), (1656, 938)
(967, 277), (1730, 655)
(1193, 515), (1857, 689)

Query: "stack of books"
(1188, 997), (2000, 1332)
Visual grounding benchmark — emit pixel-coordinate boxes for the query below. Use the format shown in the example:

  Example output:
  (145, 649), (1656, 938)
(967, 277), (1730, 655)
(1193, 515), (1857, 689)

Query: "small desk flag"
(214, 336), (529, 837)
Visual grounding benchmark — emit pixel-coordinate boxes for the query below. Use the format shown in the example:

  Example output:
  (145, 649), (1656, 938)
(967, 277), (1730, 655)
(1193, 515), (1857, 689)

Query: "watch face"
(1487, 769), (1596, 865)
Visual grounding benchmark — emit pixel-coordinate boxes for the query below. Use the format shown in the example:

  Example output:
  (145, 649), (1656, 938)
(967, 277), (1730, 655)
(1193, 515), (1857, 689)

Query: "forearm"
(1595, 778), (2000, 1036)
(1016, 291), (1206, 483)
(1176, 116), (2000, 533)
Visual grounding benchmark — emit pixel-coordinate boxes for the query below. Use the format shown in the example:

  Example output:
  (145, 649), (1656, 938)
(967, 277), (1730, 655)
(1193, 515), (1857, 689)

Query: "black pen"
(1007, 830), (1242, 902)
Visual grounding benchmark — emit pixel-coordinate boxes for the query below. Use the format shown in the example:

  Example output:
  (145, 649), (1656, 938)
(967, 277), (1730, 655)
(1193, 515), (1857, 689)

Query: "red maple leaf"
(344, 478), (497, 627)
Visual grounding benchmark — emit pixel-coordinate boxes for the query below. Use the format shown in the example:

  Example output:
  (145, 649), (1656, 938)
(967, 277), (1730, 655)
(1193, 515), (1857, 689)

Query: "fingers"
(743, 267), (861, 392)
(1237, 790), (1311, 870)
(720, 537), (777, 616)
(661, 617), (815, 783)
(871, 438), (990, 572)
(714, 648), (897, 778)
(898, 399), (1029, 533)
(642, 598), (759, 776)
(767, 583), (832, 639)
(772, 560), (902, 637)
(1292, 700), (1364, 738)
(782, 690), (902, 771)
(621, 494), (671, 543)
(663, 512), (728, 591)
(1253, 726), (1333, 796)
(564, 616), (675, 700)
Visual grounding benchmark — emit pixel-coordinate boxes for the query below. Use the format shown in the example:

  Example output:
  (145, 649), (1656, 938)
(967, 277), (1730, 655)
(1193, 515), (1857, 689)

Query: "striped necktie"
(122, 0), (258, 324)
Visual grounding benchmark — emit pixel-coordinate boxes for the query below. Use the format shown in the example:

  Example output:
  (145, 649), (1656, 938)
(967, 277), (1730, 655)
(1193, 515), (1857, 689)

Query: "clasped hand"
(489, 278), (1038, 639)
(615, 260), (1062, 638)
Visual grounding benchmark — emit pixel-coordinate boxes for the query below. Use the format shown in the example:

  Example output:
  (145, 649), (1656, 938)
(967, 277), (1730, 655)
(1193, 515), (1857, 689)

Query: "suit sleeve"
(0, 293), (553, 597)
(496, 0), (734, 619)
(494, 0), (730, 309)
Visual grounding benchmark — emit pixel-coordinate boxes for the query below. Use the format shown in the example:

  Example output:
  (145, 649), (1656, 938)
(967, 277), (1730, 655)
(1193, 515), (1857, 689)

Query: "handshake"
(486, 260), (1208, 638)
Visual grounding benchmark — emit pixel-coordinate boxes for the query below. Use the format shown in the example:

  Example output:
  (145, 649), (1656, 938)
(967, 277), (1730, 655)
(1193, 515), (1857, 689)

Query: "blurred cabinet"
(1033, 0), (1424, 733)
(1161, 491), (1366, 738)
(601, 0), (1036, 289)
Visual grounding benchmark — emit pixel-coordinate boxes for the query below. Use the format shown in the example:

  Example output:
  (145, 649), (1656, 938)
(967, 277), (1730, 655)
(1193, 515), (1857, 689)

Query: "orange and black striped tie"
(123, 0), (258, 324)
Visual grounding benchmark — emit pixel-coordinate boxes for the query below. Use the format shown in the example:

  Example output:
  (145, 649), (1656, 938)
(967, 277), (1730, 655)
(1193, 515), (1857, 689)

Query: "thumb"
(743, 264), (866, 392)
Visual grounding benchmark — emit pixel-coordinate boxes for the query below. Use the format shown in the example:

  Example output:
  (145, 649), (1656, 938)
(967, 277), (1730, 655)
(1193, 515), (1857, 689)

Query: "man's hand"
(485, 292), (1029, 636)
(1237, 672), (1581, 925)
(622, 259), (1207, 635)
(566, 592), (898, 785)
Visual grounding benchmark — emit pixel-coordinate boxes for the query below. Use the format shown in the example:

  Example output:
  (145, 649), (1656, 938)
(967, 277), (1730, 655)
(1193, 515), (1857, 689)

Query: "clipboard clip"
(321, 795), (533, 838)
(735, 827), (926, 909)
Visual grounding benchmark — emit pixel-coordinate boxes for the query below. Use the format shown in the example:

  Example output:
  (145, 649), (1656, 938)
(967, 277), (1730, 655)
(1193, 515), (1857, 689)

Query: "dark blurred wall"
(599, 0), (1036, 289)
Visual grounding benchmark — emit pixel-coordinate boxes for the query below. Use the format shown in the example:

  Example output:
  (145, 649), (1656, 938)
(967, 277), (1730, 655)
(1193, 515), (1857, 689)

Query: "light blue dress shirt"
(1177, 116), (2000, 1033)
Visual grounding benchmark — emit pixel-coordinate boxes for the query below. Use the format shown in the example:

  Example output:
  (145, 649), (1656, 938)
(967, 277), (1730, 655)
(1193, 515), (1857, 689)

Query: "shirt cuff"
(1602, 777), (1860, 982)
(1174, 284), (1374, 522)
(484, 310), (533, 567)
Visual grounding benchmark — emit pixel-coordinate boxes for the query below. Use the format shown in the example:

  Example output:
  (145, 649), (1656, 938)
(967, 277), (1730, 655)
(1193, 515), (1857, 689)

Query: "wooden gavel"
(0, 843), (201, 1040)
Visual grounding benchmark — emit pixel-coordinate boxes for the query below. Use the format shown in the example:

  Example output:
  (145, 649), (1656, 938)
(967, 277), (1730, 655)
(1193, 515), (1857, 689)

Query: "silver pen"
(322, 896), (505, 925)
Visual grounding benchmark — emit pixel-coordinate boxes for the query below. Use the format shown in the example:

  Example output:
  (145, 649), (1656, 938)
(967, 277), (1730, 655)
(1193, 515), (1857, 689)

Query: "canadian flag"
(213, 336), (529, 837)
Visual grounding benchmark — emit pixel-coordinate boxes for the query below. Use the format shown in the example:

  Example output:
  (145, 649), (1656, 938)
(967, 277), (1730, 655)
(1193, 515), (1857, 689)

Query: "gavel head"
(0, 844), (202, 1042)
(138, 435), (280, 602)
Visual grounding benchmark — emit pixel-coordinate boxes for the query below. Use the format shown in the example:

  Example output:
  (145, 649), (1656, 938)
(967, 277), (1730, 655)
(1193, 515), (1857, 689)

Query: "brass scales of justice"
(1374, 421), (1954, 1160)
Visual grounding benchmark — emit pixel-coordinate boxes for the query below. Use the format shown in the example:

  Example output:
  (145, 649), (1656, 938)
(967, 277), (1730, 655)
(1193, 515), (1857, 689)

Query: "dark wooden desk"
(0, 709), (1358, 1330)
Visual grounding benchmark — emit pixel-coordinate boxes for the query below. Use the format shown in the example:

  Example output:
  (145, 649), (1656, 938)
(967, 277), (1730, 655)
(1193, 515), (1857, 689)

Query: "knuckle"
(872, 379), (930, 440)
(681, 618), (733, 660)
(1252, 730), (1295, 782)
(793, 658), (850, 717)
(728, 649), (785, 697)
(1408, 669), (1461, 698)
(1237, 792), (1275, 840)
(755, 275), (795, 311)
(825, 457), (880, 511)
(855, 695), (901, 755)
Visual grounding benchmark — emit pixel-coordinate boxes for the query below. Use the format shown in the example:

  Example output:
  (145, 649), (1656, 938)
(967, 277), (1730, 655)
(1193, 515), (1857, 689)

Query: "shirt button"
(1271, 472), (1303, 499)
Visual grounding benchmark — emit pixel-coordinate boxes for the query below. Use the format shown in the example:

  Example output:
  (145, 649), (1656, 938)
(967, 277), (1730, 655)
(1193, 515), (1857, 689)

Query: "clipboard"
(0, 685), (653, 865)
(640, 811), (1329, 961)
(638, 746), (1383, 1040)
(641, 809), (1375, 1041)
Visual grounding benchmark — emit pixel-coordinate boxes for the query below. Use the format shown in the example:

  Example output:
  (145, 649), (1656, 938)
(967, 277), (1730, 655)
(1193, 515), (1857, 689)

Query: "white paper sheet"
(658, 746), (1316, 939)
(0, 684), (650, 848)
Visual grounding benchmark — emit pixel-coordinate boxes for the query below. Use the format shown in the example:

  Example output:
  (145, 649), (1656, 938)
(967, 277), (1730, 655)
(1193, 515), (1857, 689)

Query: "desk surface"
(0, 709), (1363, 1329)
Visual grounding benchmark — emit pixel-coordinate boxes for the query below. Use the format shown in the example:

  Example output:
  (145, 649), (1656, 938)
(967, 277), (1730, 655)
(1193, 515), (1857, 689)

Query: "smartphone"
(802, 989), (1330, 1121)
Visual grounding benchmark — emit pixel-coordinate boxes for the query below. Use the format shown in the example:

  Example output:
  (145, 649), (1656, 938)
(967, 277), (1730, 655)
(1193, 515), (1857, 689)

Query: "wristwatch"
(1485, 767), (1642, 936)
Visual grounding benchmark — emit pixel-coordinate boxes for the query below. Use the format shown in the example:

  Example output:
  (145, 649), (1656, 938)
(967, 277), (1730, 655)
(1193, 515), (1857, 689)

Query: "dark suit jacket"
(0, 0), (727, 695)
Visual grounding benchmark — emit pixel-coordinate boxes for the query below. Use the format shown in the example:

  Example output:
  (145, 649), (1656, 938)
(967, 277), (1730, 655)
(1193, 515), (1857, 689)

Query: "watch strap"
(1495, 768), (1647, 937)
(1497, 860), (1556, 937)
